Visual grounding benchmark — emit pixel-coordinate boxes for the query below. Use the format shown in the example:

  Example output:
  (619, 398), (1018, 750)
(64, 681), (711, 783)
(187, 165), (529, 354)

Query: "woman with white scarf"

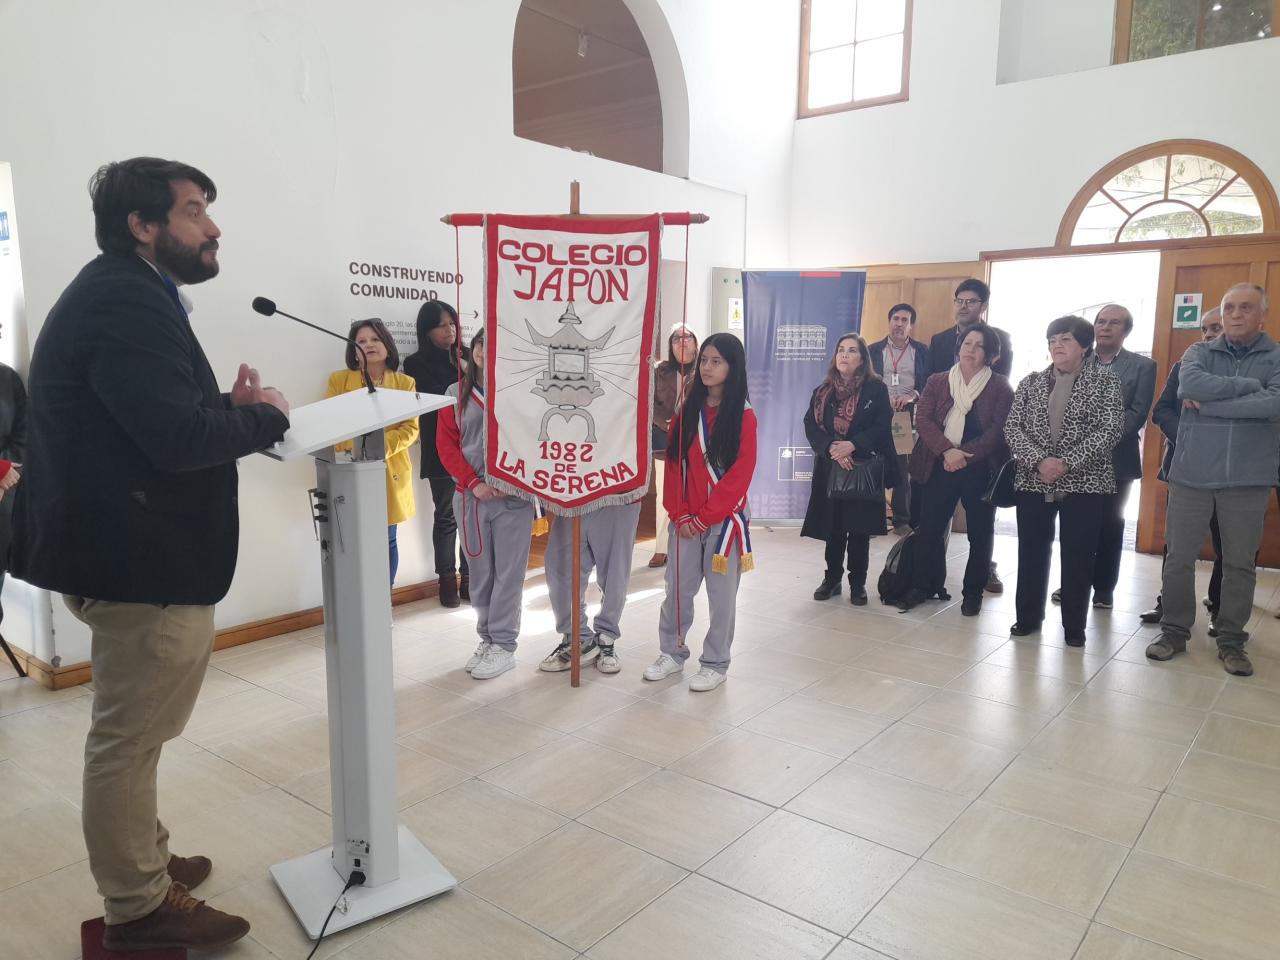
(896, 326), (1014, 615)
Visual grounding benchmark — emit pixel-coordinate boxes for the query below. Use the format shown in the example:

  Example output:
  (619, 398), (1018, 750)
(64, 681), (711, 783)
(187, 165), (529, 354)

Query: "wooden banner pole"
(568, 182), (583, 687)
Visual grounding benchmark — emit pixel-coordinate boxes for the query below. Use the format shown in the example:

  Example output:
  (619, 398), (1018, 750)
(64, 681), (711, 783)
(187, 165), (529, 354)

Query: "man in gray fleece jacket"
(1148, 283), (1278, 676)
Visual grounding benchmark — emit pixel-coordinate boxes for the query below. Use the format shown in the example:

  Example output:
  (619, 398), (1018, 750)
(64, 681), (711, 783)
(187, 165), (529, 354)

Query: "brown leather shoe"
(648, 553), (667, 568)
(102, 881), (249, 952)
(167, 854), (212, 890)
(458, 575), (470, 602)
(439, 575), (460, 608)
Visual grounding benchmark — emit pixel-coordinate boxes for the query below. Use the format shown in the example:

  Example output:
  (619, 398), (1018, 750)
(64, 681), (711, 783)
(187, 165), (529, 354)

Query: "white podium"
(259, 386), (458, 939)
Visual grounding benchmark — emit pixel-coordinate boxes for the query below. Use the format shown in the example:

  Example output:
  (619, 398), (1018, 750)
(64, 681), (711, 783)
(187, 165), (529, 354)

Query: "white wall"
(790, 0), (1280, 267)
(0, 0), (798, 664)
(997, 0), (1115, 84)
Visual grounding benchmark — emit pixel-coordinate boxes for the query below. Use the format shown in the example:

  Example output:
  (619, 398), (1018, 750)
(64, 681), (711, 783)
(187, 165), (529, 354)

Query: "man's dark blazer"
(1096, 347), (1157, 483)
(928, 323), (1013, 378)
(11, 254), (289, 605)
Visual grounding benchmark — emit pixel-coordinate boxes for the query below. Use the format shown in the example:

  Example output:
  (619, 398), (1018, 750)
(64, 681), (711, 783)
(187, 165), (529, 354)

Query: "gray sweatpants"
(545, 501), (642, 644)
(658, 523), (743, 674)
(456, 492), (534, 651)
(1161, 482), (1270, 650)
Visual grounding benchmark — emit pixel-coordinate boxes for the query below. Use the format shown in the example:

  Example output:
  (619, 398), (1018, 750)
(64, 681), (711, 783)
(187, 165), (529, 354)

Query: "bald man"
(1148, 285), (1278, 677)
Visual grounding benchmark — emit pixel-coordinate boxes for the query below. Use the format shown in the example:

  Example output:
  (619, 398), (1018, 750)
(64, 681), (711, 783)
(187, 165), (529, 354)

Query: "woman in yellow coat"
(326, 318), (419, 587)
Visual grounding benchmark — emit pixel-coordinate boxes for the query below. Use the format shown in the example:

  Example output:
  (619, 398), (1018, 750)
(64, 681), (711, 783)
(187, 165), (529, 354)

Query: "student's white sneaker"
(643, 653), (684, 681)
(465, 642), (491, 673)
(538, 636), (599, 672)
(471, 646), (516, 680)
(595, 643), (621, 674)
(688, 667), (726, 692)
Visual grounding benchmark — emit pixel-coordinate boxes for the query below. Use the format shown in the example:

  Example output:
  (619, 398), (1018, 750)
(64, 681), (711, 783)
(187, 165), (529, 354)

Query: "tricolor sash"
(697, 406), (754, 575)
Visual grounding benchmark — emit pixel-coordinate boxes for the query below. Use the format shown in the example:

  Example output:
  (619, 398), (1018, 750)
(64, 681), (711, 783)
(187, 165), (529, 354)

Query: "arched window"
(513, 0), (666, 174)
(1058, 140), (1280, 247)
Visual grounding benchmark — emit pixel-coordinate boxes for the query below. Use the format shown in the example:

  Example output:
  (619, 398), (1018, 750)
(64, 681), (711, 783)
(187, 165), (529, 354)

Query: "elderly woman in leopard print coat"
(1004, 315), (1123, 647)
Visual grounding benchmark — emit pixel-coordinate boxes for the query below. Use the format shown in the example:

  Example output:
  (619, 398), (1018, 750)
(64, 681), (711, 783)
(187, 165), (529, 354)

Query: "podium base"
(269, 825), (456, 939)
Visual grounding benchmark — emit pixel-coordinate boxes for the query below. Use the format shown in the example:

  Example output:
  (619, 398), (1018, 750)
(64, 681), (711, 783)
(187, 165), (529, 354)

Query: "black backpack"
(877, 529), (950, 606)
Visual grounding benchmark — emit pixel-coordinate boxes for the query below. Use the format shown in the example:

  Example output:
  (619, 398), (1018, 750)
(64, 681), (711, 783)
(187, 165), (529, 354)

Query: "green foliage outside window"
(1129, 0), (1272, 62)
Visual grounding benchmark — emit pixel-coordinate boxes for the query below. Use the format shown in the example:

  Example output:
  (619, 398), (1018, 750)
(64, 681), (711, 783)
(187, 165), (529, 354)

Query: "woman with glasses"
(1004, 316), (1122, 645)
(649, 325), (698, 567)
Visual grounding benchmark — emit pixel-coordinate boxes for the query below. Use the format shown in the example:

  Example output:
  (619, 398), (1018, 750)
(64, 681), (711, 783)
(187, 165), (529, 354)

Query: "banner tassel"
(711, 553), (728, 575)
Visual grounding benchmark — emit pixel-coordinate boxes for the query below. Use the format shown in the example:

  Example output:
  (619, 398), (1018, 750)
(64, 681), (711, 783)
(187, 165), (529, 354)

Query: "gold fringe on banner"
(739, 552), (755, 573)
(711, 554), (728, 575)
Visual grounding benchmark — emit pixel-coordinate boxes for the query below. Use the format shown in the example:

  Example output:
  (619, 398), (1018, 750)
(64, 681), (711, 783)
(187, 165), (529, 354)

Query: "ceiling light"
(1211, 3), (1222, 11)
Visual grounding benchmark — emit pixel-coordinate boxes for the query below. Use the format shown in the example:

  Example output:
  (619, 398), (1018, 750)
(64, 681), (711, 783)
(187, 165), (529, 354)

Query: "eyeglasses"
(954, 298), (984, 307)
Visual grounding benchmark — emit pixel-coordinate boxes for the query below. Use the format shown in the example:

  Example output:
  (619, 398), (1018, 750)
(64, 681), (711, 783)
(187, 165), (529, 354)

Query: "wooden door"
(1137, 240), (1280, 564)
(859, 261), (987, 347)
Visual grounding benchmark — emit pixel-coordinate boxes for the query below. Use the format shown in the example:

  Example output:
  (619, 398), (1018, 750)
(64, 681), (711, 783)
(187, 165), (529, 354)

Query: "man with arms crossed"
(1147, 284), (1279, 677)
(12, 158), (290, 951)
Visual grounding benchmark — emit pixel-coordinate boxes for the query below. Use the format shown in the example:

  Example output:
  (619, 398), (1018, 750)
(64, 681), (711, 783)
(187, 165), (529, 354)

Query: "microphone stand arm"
(276, 310), (376, 393)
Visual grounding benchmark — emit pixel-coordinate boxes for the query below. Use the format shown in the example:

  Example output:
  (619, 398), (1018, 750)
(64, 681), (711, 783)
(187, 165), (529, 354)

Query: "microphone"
(252, 297), (375, 393)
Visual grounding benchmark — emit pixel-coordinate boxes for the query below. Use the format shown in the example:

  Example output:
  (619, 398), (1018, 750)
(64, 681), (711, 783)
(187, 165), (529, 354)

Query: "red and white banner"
(483, 214), (660, 515)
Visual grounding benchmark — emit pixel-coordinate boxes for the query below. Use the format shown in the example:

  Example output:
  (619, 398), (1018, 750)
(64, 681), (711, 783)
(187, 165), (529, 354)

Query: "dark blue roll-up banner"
(743, 270), (866, 521)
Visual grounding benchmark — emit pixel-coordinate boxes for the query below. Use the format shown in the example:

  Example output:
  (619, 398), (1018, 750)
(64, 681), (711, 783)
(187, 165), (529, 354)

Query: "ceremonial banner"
(483, 214), (661, 515)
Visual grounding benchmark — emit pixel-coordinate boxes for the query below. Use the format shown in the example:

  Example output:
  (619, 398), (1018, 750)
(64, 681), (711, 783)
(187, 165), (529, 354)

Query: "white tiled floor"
(4, 529), (1280, 959)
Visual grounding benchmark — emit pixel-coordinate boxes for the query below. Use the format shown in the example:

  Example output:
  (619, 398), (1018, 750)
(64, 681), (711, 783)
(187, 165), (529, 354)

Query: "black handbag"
(982, 458), (1017, 508)
(827, 453), (885, 501)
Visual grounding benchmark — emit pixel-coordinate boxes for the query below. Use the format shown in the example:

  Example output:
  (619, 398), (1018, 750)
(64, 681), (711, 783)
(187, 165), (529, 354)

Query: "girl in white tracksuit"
(435, 330), (535, 680)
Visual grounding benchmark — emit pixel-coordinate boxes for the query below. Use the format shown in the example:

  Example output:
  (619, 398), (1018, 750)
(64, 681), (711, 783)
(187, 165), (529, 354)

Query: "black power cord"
(305, 869), (365, 959)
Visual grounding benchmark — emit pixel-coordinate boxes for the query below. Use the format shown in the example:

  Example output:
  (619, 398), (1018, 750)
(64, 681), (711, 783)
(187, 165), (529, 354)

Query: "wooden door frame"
(1135, 239), (1280, 555)
(1113, 1), (1280, 65)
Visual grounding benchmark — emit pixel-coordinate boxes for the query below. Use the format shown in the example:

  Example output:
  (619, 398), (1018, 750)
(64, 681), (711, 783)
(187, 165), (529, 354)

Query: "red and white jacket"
(435, 384), (485, 494)
(664, 404), (757, 534)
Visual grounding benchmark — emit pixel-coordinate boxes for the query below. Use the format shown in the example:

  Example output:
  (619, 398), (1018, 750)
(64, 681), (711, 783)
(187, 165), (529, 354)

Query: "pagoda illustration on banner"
(525, 301), (615, 442)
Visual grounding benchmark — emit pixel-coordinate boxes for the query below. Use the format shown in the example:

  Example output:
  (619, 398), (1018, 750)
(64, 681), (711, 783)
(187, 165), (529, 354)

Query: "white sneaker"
(688, 667), (726, 692)
(596, 642), (621, 674)
(643, 653), (684, 681)
(538, 636), (600, 673)
(471, 646), (516, 680)
(465, 641), (491, 673)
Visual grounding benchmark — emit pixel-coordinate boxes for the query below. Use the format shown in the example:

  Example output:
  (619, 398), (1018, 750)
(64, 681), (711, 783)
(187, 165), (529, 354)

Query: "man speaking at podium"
(12, 158), (290, 953)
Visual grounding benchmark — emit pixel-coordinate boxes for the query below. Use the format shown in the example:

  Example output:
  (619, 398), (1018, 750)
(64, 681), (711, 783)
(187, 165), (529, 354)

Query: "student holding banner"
(436, 330), (536, 680)
(644, 333), (757, 692)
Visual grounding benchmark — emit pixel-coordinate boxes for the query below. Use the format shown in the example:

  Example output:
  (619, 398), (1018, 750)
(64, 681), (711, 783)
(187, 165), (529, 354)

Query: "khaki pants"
(66, 597), (215, 924)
